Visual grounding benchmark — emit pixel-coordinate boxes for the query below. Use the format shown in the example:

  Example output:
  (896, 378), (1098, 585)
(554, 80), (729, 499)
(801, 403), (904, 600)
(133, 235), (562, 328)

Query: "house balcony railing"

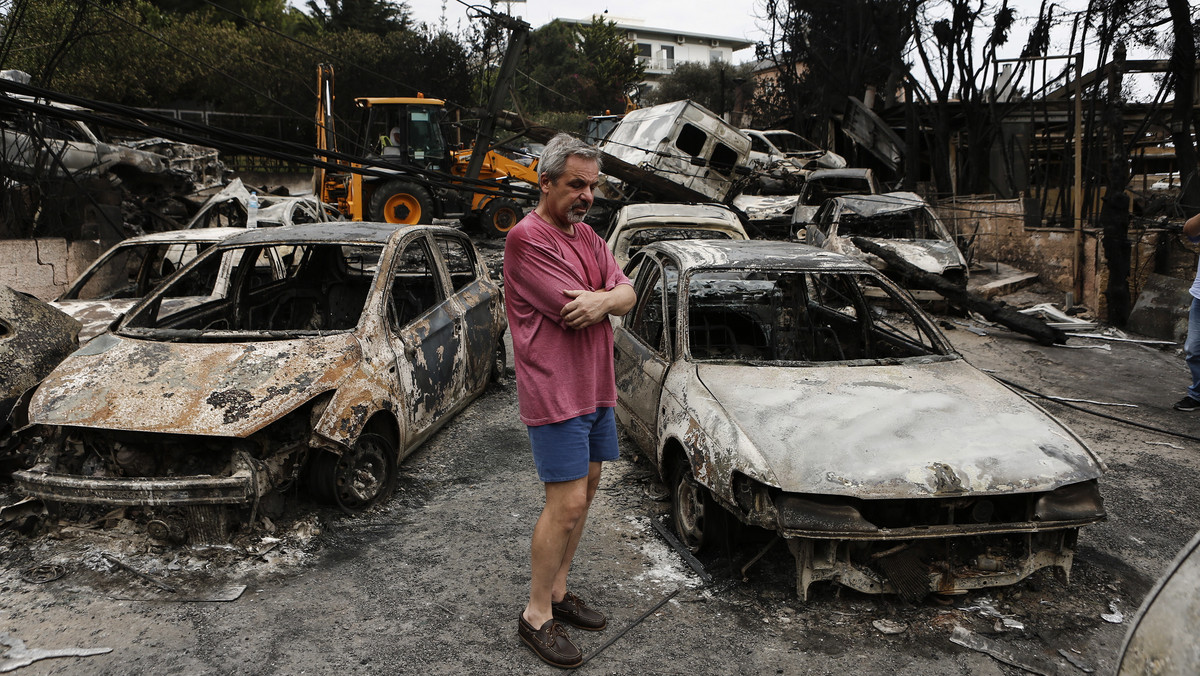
(637, 56), (676, 73)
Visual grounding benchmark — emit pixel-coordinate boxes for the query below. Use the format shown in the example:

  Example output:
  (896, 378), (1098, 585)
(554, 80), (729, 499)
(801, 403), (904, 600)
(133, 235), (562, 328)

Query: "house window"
(637, 43), (652, 58)
(709, 50), (724, 63)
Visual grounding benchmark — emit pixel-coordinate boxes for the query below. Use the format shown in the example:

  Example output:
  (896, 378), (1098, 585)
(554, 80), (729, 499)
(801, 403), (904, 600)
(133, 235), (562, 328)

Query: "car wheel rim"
(332, 435), (393, 511)
(673, 471), (705, 553)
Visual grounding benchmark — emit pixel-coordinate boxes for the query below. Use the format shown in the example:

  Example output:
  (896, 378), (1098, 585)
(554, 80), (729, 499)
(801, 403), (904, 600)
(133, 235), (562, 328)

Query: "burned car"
(613, 240), (1105, 600)
(790, 167), (883, 230)
(1, 73), (223, 192)
(1, 286), (80, 430)
(13, 222), (506, 540)
(803, 191), (969, 287)
(52, 227), (246, 342)
(605, 203), (748, 270)
(1117, 528), (1200, 675)
(185, 178), (341, 229)
(743, 129), (846, 171)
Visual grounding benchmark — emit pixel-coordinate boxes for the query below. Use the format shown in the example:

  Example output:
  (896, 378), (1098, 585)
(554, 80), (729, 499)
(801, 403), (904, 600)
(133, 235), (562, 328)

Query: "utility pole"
(463, 11), (531, 182)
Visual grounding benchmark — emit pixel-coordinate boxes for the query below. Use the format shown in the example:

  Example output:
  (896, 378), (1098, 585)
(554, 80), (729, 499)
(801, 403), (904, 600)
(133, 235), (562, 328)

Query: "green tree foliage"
(0, 0), (470, 148)
(575, 18), (644, 112)
(305, 0), (410, 35)
(515, 18), (644, 115)
(646, 61), (755, 115)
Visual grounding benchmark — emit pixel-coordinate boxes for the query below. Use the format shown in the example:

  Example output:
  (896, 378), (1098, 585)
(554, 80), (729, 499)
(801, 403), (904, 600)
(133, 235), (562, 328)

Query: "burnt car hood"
(694, 358), (1102, 498)
(839, 237), (965, 275)
(28, 332), (362, 437)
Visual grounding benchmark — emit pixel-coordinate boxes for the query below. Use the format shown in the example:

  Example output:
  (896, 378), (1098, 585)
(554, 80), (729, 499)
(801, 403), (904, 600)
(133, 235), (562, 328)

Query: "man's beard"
(566, 201), (589, 224)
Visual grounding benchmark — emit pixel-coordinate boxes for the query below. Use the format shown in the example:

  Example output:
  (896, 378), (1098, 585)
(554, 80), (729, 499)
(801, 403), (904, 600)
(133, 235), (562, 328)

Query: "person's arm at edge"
(560, 283), (636, 330)
(1184, 212), (1200, 240)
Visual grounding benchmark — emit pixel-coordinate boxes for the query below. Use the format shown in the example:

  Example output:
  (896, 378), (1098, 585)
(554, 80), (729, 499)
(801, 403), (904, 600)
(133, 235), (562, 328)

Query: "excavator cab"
(355, 97), (449, 171)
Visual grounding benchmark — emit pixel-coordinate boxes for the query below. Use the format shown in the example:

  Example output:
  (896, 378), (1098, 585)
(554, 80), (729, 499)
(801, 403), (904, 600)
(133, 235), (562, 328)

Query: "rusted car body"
(0, 286), (80, 428)
(613, 240), (1106, 600)
(14, 222), (506, 540)
(605, 203), (748, 270)
(185, 178), (342, 229)
(790, 168), (883, 230)
(51, 228), (246, 342)
(804, 191), (969, 286)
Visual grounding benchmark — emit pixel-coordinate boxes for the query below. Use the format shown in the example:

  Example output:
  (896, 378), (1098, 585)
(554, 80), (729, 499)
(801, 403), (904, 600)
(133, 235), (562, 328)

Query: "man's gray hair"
(537, 133), (603, 182)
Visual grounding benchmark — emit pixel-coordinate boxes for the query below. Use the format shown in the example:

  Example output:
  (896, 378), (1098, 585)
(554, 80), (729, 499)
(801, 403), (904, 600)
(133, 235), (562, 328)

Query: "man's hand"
(560, 289), (610, 330)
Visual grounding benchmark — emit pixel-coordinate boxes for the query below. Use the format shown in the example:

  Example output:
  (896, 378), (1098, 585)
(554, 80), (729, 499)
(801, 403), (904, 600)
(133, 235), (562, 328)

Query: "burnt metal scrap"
(12, 222), (506, 542)
(803, 191), (970, 286)
(0, 286), (80, 430)
(613, 239), (1106, 600)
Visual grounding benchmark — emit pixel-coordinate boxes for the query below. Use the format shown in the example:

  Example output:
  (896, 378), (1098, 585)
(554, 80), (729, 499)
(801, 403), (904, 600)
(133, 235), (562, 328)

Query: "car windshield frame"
(680, 265), (955, 366)
(117, 238), (388, 342)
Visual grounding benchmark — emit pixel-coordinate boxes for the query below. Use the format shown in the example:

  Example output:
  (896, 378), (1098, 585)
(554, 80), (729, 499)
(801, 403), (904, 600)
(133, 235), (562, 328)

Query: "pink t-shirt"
(503, 212), (632, 426)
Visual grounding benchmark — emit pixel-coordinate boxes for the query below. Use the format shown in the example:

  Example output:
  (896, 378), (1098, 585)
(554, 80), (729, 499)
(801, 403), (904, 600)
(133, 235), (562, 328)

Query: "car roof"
(621, 203), (739, 222)
(216, 221), (431, 246)
(833, 191), (929, 216)
(112, 227), (247, 246)
(806, 168), (874, 180)
(643, 239), (876, 272)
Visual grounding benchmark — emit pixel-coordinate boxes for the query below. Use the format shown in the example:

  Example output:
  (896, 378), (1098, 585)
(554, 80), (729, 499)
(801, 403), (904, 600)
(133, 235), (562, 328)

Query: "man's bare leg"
(523, 474), (589, 628)
(550, 461), (603, 602)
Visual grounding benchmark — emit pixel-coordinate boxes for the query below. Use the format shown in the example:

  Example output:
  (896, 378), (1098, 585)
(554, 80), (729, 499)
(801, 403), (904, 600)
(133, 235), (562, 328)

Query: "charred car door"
(433, 231), (501, 394)
(614, 252), (676, 454)
(385, 233), (463, 440)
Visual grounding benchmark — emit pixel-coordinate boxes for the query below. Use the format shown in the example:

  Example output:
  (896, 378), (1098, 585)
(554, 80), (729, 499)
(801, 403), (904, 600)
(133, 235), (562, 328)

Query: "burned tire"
(369, 180), (433, 224)
(479, 197), (523, 238)
(669, 459), (718, 554)
(307, 433), (397, 513)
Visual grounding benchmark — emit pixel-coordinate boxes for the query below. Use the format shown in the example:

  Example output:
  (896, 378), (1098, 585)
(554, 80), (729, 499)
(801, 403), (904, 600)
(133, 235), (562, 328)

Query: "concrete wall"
(0, 238), (110, 301)
(934, 196), (1186, 322)
(934, 197), (1102, 311)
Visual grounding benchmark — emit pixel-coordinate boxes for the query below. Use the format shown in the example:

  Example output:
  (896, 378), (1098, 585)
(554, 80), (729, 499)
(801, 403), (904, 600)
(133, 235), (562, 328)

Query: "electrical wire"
(993, 374), (1200, 444)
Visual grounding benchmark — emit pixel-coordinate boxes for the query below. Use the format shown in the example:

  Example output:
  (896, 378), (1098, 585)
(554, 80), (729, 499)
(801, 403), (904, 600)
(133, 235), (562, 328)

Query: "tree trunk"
(1167, 0), (1200, 215)
(1100, 45), (1131, 326)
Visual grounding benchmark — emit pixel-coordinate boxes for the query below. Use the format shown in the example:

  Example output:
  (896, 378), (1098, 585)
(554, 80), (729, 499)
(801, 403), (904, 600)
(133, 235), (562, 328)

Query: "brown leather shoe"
(518, 613), (583, 668)
(552, 592), (607, 631)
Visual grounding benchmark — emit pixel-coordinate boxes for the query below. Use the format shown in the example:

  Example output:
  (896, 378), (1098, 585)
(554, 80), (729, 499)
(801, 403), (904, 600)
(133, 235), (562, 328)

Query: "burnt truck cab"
(14, 223), (506, 541)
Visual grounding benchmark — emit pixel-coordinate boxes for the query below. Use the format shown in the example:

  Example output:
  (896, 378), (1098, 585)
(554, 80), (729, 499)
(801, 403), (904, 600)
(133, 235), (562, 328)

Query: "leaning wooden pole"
(850, 237), (1066, 346)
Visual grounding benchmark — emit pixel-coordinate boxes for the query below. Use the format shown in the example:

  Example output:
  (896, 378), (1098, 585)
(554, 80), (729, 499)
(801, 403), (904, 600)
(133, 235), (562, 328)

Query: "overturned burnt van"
(613, 240), (1106, 600)
(12, 222), (506, 540)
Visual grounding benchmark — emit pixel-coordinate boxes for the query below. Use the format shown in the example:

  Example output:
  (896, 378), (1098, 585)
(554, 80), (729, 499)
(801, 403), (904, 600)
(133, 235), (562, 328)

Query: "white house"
(554, 16), (753, 87)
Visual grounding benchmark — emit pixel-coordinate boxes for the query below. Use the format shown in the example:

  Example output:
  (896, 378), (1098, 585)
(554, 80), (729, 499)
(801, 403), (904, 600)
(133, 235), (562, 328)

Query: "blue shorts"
(527, 407), (620, 483)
